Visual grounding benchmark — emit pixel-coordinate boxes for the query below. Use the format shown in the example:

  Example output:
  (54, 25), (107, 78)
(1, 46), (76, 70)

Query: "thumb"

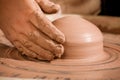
(35, 0), (60, 14)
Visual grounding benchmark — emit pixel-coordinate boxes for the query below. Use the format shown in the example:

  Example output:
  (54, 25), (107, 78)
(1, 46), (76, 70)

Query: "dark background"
(100, 0), (120, 16)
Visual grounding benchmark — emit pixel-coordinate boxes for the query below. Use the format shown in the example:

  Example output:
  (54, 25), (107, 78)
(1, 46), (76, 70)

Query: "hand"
(0, 0), (65, 61)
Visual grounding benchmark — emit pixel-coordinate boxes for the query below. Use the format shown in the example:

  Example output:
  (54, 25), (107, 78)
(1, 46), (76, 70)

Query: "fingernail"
(56, 36), (65, 44)
(49, 4), (60, 13)
(55, 45), (64, 58)
(51, 4), (59, 10)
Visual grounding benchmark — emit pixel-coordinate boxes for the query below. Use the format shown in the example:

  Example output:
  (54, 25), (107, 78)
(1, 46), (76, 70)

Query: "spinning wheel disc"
(0, 42), (120, 80)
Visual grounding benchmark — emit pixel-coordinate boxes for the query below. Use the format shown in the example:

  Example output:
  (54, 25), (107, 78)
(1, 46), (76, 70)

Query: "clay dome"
(53, 15), (108, 62)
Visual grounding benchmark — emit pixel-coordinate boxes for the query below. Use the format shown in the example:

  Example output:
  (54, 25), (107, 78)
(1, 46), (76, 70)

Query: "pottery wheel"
(0, 15), (120, 80)
(0, 34), (120, 80)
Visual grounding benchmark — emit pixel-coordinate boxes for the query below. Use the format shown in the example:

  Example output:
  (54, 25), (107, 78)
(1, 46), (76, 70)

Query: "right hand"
(0, 0), (65, 61)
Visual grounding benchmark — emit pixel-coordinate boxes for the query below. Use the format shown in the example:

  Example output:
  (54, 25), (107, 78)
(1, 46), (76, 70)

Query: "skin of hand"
(0, 0), (65, 61)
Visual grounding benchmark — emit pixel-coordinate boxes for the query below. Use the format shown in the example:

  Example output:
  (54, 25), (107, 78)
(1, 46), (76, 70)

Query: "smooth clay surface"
(52, 15), (109, 64)
(0, 16), (120, 80)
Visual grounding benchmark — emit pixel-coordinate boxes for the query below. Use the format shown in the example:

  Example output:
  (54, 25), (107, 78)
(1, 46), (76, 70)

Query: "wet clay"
(0, 16), (120, 80)
(52, 16), (108, 61)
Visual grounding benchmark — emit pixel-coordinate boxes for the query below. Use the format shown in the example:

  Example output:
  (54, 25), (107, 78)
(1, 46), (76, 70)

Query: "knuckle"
(13, 40), (23, 52)
(27, 31), (40, 40)
(21, 39), (32, 48)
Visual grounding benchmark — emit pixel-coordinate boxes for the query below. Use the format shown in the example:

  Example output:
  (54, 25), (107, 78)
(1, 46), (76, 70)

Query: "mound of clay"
(52, 15), (108, 63)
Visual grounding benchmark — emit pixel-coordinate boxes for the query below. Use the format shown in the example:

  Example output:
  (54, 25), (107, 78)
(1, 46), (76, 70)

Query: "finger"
(13, 40), (37, 58)
(18, 35), (55, 60)
(29, 11), (65, 44)
(35, 0), (60, 14)
(0, 43), (13, 58)
(26, 30), (64, 58)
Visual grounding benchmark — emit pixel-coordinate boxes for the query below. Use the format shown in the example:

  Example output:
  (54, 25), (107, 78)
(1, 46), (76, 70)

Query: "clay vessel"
(52, 15), (108, 63)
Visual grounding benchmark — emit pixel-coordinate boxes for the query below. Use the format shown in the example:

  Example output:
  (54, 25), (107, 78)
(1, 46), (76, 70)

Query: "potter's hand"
(0, 0), (65, 61)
